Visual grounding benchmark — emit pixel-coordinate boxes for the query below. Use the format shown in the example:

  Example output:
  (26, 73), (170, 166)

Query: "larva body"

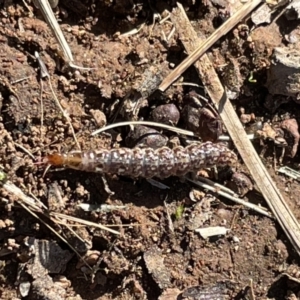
(46, 142), (237, 179)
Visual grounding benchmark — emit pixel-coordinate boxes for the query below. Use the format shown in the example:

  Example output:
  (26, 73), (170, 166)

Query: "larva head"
(45, 153), (65, 166)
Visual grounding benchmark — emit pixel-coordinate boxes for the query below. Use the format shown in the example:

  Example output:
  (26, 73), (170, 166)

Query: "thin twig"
(186, 177), (272, 218)
(3, 181), (43, 212)
(164, 199), (174, 233)
(91, 120), (195, 137)
(173, 82), (204, 88)
(40, 79), (44, 141)
(22, 0), (34, 17)
(47, 79), (81, 150)
(248, 279), (256, 300)
(33, 0), (93, 70)
(18, 201), (93, 271)
(197, 176), (237, 196)
(35, 51), (48, 141)
(50, 212), (120, 235)
(159, 0), (263, 91)
(173, 2), (300, 255)
(35, 52), (81, 150)
(20, 183), (48, 210)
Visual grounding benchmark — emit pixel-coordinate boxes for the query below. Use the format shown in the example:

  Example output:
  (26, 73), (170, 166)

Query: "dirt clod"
(125, 125), (168, 149)
(266, 44), (300, 99)
(151, 104), (180, 126)
(144, 246), (172, 290)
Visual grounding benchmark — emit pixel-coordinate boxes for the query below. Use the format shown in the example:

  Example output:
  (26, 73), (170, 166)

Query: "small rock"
(182, 284), (226, 299)
(239, 107), (255, 124)
(227, 172), (253, 197)
(280, 118), (300, 158)
(232, 236), (240, 243)
(251, 3), (272, 25)
(90, 109), (107, 128)
(125, 125), (168, 149)
(216, 208), (232, 220)
(19, 281), (31, 297)
(144, 246), (171, 289)
(266, 45), (300, 99)
(151, 104), (180, 125)
(285, 0), (300, 20)
(76, 250), (101, 268)
(182, 106), (222, 142)
(222, 57), (243, 97)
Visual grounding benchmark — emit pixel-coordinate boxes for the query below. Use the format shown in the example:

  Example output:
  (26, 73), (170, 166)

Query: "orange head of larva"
(44, 153), (65, 166)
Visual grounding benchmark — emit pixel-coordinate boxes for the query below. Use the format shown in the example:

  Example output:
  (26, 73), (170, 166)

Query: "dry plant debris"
(171, 2), (300, 257)
(1, 0), (300, 299)
(143, 246), (172, 290)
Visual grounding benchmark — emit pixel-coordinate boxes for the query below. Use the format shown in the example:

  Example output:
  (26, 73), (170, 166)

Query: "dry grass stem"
(22, 0), (34, 17)
(164, 200), (174, 233)
(0, 170), (119, 272)
(173, 3), (300, 255)
(18, 201), (93, 271)
(3, 180), (44, 212)
(48, 79), (81, 150)
(33, 0), (93, 70)
(197, 176), (237, 196)
(35, 51), (80, 149)
(186, 177), (272, 218)
(159, 0), (263, 91)
(51, 212), (120, 235)
(91, 120), (195, 137)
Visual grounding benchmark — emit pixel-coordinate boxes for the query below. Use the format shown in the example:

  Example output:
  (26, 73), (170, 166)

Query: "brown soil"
(1, 1), (300, 300)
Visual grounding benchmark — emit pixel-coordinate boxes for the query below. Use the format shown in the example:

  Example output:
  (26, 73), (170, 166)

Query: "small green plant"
(248, 71), (257, 83)
(175, 204), (184, 220)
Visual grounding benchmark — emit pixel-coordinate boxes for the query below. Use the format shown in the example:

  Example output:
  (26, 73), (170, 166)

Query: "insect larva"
(45, 142), (237, 179)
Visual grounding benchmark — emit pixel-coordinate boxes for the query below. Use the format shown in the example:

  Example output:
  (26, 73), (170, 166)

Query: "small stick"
(173, 82), (204, 88)
(186, 177), (273, 218)
(248, 279), (256, 300)
(18, 201), (93, 271)
(158, 0), (263, 92)
(2, 181), (43, 212)
(35, 51), (49, 141)
(164, 200), (174, 233)
(173, 3), (300, 256)
(197, 176), (237, 196)
(22, 0), (34, 17)
(47, 80), (81, 149)
(10, 76), (31, 84)
(50, 212), (120, 235)
(21, 184), (48, 210)
(33, 0), (93, 70)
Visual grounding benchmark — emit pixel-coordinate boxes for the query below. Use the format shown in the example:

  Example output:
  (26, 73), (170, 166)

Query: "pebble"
(232, 236), (240, 243)
(90, 109), (107, 128)
(151, 104), (180, 126)
(125, 125), (168, 149)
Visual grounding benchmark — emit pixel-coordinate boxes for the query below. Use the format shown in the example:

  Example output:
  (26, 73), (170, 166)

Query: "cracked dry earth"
(1, 1), (300, 300)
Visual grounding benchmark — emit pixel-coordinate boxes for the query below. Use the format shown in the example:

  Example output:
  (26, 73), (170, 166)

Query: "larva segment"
(142, 148), (160, 178)
(156, 148), (175, 178)
(173, 146), (190, 177)
(46, 142), (237, 179)
(45, 153), (65, 166)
